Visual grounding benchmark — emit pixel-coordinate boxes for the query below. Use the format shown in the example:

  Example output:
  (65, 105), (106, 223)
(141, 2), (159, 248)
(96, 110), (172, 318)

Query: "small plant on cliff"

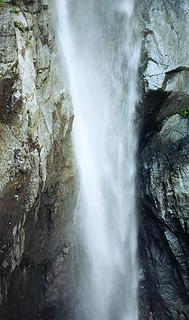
(10, 6), (19, 14)
(14, 21), (25, 32)
(179, 107), (189, 118)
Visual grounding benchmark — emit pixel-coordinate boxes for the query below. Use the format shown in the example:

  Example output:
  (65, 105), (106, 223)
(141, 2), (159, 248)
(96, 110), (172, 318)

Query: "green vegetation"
(0, 0), (21, 5)
(179, 107), (189, 118)
(26, 40), (33, 48)
(10, 6), (19, 14)
(14, 21), (25, 32)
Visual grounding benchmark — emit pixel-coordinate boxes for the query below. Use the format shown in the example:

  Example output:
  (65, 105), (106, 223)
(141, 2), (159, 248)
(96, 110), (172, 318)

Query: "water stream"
(56, 1), (141, 319)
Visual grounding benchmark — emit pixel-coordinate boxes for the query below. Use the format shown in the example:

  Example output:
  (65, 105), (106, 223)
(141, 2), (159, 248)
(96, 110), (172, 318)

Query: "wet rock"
(139, 90), (189, 320)
(139, 0), (189, 318)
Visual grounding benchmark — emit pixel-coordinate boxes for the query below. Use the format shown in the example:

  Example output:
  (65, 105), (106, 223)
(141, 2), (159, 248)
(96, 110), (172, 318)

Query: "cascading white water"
(56, 0), (141, 319)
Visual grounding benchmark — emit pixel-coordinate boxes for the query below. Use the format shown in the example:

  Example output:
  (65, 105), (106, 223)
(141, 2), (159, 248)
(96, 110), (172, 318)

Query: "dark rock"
(139, 0), (189, 318)
(139, 112), (189, 319)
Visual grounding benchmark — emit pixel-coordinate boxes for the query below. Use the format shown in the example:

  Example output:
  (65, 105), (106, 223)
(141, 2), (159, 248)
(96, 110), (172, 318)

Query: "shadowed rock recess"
(0, 0), (189, 320)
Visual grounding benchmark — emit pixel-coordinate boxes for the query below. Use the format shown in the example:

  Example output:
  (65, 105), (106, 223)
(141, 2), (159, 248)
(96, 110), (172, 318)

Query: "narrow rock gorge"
(0, 1), (188, 320)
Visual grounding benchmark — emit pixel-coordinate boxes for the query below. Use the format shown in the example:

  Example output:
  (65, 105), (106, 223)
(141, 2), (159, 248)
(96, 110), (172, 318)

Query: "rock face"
(141, 0), (189, 92)
(0, 1), (75, 319)
(139, 0), (189, 319)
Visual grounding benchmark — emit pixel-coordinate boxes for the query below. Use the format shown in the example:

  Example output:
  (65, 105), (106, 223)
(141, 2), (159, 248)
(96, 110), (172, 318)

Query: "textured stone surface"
(140, 112), (189, 315)
(141, 0), (189, 91)
(139, 0), (189, 319)
(139, 113), (189, 319)
(0, 2), (75, 319)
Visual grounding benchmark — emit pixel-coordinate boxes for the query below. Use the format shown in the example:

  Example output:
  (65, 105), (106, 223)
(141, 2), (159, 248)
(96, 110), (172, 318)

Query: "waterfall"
(56, 0), (141, 319)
